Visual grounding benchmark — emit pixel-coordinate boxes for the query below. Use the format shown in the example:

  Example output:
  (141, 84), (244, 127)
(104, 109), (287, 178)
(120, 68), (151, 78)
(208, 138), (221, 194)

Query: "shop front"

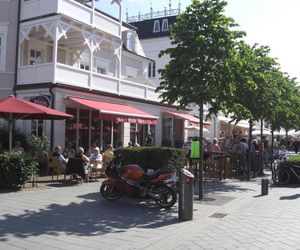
(65, 97), (158, 151)
(161, 111), (210, 147)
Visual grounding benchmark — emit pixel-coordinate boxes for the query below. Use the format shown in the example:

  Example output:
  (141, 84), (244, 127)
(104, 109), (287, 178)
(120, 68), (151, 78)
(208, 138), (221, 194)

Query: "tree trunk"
(271, 129), (274, 169)
(198, 102), (204, 200)
(247, 120), (253, 181)
(285, 127), (288, 150)
(259, 119), (264, 175)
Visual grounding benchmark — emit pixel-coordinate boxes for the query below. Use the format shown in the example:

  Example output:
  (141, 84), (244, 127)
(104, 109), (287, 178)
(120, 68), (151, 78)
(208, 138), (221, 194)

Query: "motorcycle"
(100, 156), (177, 208)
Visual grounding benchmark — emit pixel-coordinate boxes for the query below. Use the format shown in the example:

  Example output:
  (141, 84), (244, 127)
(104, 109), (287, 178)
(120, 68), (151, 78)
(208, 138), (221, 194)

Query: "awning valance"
(165, 111), (211, 127)
(68, 97), (158, 124)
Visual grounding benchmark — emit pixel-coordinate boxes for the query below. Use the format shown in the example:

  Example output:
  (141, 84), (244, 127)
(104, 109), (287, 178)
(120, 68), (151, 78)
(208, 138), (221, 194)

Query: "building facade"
(0, 0), (199, 151)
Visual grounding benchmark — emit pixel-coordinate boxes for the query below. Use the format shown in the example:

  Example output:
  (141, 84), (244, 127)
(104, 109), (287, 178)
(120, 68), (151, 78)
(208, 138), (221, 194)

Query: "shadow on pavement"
(280, 194), (300, 200)
(202, 180), (255, 195)
(0, 192), (179, 240)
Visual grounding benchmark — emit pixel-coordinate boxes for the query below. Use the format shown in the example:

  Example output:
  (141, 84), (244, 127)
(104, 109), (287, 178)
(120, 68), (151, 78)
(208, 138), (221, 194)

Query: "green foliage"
(0, 152), (38, 189)
(157, 0), (245, 112)
(28, 134), (50, 157)
(282, 154), (300, 164)
(225, 42), (279, 123)
(114, 146), (185, 171)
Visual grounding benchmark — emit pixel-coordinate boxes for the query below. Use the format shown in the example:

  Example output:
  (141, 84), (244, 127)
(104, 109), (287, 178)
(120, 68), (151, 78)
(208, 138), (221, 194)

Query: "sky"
(99, 0), (300, 81)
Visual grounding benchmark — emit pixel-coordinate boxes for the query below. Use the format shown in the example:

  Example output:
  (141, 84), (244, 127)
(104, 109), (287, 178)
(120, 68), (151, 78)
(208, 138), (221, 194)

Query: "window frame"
(162, 19), (169, 32)
(153, 20), (160, 33)
(0, 24), (8, 72)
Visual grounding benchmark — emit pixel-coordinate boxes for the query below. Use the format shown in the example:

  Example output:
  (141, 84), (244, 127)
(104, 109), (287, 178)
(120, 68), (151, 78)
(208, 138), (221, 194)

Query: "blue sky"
(99, 0), (300, 81)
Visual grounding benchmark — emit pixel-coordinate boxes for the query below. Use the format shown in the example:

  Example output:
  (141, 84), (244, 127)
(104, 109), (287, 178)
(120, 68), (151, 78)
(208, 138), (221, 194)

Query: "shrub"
(115, 146), (185, 171)
(0, 152), (38, 189)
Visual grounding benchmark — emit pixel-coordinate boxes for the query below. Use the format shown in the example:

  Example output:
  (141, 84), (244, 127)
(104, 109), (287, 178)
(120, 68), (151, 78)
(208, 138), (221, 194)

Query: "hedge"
(0, 152), (38, 189)
(114, 146), (185, 171)
(279, 154), (300, 167)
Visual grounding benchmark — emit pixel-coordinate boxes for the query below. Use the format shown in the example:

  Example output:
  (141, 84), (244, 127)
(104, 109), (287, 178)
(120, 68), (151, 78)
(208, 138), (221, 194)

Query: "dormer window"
(127, 34), (135, 52)
(162, 19), (169, 31)
(153, 20), (160, 33)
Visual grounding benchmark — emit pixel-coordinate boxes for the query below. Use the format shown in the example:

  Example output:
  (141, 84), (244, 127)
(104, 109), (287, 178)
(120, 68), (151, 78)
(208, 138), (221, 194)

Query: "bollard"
(261, 178), (269, 196)
(178, 169), (194, 221)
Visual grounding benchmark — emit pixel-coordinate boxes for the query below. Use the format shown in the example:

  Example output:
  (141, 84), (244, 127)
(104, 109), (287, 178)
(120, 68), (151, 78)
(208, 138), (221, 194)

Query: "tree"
(156, 0), (244, 199)
(224, 42), (280, 179)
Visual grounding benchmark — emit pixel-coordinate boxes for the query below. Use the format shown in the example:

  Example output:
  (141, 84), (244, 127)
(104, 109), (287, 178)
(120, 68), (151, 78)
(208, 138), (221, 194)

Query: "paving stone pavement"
(0, 173), (300, 250)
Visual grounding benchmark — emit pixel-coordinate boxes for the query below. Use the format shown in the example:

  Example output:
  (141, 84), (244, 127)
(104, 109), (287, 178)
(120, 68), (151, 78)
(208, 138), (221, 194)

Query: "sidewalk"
(0, 173), (300, 250)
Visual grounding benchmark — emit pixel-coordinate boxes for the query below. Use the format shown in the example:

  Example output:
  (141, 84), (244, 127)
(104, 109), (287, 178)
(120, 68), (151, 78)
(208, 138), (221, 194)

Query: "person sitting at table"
(74, 147), (90, 182)
(88, 147), (102, 174)
(63, 142), (75, 158)
(12, 141), (24, 154)
(103, 144), (114, 168)
(53, 146), (68, 172)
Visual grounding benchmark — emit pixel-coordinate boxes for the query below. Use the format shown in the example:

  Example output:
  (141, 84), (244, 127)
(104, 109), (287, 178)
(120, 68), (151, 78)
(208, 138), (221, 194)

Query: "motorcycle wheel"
(100, 183), (122, 201)
(152, 185), (177, 209)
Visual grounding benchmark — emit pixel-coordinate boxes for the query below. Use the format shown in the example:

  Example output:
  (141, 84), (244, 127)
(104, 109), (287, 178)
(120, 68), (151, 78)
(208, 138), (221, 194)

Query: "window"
(127, 34), (135, 52)
(80, 53), (90, 71)
(0, 25), (8, 71)
(126, 66), (138, 78)
(148, 61), (156, 78)
(29, 49), (42, 65)
(162, 19), (169, 31)
(94, 57), (109, 75)
(148, 63), (151, 78)
(153, 20), (160, 33)
(80, 63), (90, 71)
(97, 67), (105, 74)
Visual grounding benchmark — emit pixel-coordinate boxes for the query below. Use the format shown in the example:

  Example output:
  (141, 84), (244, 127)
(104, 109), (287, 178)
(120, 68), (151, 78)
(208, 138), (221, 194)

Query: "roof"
(130, 15), (177, 39)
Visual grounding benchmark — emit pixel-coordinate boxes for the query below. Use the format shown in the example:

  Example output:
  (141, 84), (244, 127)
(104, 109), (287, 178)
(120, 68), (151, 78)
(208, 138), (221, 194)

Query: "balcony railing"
(17, 63), (160, 102)
(21, 0), (121, 38)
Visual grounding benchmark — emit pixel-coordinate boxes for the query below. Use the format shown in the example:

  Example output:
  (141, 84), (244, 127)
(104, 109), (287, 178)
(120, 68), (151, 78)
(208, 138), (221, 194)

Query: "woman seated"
(103, 144), (114, 168)
(74, 147), (90, 182)
(52, 146), (68, 172)
(88, 147), (103, 178)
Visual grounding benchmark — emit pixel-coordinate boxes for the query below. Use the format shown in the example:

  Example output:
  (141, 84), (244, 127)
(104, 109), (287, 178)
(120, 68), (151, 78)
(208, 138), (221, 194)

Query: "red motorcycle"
(100, 156), (177, 208)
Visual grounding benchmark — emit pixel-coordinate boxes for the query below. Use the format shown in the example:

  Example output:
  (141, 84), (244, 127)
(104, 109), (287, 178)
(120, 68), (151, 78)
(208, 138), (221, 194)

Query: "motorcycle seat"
(142, 168), (175, 180)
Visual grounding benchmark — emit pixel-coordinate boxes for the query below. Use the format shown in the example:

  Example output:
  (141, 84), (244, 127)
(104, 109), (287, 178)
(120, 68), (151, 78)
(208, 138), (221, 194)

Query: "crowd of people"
(182, 135), (275, 175)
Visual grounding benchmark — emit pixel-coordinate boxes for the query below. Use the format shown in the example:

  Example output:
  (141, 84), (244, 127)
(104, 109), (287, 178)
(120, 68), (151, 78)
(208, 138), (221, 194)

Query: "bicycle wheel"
(278, 169), (290, 185)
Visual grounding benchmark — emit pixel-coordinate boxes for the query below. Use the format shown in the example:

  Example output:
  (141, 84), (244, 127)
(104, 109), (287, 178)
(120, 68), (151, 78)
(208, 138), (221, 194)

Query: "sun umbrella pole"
(9, 113), (13, 151)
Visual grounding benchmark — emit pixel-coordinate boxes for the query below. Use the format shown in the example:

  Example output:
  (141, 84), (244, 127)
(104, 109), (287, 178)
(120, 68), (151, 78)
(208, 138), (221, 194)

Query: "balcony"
(21, 0), (121, 38)
(17, 63), (160, 102)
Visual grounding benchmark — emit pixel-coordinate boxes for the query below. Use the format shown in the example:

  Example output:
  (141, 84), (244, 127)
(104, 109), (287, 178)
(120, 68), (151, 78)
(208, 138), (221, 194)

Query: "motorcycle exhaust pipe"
(147, 190), (161, 201)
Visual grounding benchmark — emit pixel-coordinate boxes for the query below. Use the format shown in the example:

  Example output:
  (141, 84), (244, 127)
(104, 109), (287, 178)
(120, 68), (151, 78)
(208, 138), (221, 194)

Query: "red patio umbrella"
(0, 95), (73, 151)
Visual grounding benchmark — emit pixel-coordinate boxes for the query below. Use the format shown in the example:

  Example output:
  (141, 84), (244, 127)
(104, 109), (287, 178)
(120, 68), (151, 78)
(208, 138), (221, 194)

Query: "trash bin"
(178, 169), (194, 221)
(261, 178), (269, 196)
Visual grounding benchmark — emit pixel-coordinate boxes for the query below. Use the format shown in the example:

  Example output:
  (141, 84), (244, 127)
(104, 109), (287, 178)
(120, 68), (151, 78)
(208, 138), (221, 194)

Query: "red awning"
(68, 97), (158, 124)
(165, 111), (210, 128)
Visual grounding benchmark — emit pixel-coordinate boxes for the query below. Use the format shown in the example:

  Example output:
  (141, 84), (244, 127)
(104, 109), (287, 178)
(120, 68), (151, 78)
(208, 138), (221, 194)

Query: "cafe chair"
(65, 158), (85, 183)
(48, 156), (66, 182)
(204, 159), (219, 181)
(89, 161), (104, 180)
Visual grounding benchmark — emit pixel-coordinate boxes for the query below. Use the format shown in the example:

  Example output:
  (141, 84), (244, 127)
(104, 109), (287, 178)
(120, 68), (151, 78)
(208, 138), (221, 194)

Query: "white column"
(89, 49), (93, 90)
(92, 0), (95, 26)
(88, 110), (92, 147)
(100, 119), (103, 150)
(52, 24), (58, 83)
(76, 108), (79, 150)
(111, 121), (114, 145)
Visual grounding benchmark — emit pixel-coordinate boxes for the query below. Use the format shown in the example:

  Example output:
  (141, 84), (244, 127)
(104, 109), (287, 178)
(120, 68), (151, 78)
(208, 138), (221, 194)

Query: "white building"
(0, 0), (199, 151)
